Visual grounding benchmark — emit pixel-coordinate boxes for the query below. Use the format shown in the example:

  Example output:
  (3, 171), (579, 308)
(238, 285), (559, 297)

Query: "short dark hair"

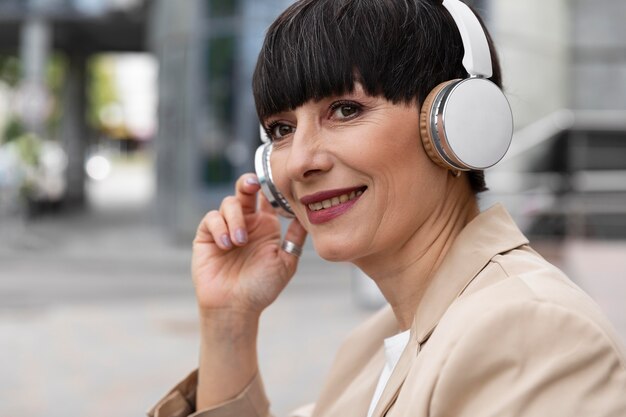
(252, 0), (502, 193)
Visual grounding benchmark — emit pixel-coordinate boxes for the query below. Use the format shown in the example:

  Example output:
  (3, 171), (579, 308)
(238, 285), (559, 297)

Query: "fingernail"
(245, 177), (260, 186)
(235, 228), (248, 244)
(221, 234), (233, 249)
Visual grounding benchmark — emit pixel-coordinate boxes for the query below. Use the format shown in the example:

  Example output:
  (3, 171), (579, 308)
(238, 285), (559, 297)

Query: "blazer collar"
(371, 204), (528, 417)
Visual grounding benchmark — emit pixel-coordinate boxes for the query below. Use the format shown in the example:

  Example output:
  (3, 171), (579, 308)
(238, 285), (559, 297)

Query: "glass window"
(202, 34), (237, 185)
(206, 34), (236, 133)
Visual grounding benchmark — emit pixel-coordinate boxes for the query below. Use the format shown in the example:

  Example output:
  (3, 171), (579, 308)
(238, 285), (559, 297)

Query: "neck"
(355, 177), (479, 331)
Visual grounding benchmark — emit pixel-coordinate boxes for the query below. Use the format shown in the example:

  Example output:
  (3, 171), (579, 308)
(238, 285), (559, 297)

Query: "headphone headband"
(442, 0), (492, 78)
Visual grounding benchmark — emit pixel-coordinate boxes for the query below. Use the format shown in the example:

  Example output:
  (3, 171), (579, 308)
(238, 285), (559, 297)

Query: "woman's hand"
(192, 173), (307, 317)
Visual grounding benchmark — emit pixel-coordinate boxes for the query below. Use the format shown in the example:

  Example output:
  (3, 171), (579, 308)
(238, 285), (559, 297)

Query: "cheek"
(368, 133), (445, 226)
(371, 134), (434, 191)
(268, 151), (290, 197)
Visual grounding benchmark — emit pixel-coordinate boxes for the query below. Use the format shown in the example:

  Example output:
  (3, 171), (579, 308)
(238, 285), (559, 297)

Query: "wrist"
(198, 307), (260, 341)
(196, 309), (260, 409)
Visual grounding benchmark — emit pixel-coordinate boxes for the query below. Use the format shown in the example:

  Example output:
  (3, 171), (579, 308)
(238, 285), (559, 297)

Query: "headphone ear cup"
(420, 78), (513, 171)
(420, 80), (459, 171)
(254, 144), (295, 218)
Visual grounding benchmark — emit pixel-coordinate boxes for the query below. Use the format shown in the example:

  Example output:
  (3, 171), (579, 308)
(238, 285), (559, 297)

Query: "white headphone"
(255, 0), (513, 218)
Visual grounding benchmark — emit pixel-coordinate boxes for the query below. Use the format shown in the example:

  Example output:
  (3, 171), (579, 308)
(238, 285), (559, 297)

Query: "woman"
(149, 0), (626, 416)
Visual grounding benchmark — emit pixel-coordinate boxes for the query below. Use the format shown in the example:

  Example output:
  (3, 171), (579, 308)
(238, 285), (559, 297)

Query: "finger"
(220, 196), (248, 246)
(195, 211), (233, 250)
(279, 218), (308, 268)
(235, 174), (261, 214)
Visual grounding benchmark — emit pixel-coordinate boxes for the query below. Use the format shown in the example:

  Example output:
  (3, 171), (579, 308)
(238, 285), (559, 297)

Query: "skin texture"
(193, 84), (478, 409)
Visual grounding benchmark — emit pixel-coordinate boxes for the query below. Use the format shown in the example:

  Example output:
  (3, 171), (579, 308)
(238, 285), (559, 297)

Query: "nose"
(283, 120), (333, 182)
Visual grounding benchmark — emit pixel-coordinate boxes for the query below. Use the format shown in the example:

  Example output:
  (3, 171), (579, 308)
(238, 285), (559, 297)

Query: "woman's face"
(265, 84), (448, 262)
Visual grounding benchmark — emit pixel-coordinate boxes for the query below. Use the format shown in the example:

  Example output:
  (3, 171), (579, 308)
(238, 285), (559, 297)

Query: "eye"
(267, 122), (294, 141)
(331, 101), (361, 120)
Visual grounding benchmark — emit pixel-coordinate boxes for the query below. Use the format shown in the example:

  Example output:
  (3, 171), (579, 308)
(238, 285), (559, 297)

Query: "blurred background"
(0, 0), (624, 415)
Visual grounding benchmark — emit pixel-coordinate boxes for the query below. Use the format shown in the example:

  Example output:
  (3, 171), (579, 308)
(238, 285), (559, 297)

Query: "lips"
(300, 186), (367, 224)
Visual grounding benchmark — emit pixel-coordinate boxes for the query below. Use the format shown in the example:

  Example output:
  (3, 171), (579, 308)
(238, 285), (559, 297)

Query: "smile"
(300, 186), (367, 225)
(307, 189), (364, 212)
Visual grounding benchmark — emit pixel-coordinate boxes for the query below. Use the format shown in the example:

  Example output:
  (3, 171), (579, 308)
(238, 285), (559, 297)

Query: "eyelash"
(329, 100), (362, 119)
(265, 100), (363, 141)
(265, 121), (287, 142)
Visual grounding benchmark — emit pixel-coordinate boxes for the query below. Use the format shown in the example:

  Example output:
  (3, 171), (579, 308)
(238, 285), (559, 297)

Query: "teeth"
(307, 189), (365, 212)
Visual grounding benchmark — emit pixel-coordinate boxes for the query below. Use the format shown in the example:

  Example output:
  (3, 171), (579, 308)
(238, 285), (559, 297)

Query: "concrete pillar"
(150, 0), (206, 238)
(18, 16), (51, 136)
(60, 54), (88, 207)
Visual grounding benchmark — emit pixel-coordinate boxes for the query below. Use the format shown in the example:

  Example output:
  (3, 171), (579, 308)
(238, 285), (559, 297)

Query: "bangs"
(252, 0), (467, 121)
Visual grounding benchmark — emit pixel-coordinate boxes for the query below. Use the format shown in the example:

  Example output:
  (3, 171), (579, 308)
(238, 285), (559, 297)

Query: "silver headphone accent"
(254, 126), (295, 217)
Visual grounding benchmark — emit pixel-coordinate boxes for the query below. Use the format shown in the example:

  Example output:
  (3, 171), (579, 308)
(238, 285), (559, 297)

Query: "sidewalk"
(0, 282), (369, 417)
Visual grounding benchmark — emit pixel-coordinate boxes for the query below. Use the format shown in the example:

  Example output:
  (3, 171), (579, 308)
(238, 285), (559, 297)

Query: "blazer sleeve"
(429, 299), (626, 417)
(147, 370), (272, 417)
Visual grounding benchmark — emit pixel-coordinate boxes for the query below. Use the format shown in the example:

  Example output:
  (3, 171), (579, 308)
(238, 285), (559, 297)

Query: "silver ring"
(281, 240), (303, 257)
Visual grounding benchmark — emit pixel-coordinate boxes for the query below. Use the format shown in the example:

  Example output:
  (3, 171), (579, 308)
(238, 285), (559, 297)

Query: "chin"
(311, 236), (361, 263)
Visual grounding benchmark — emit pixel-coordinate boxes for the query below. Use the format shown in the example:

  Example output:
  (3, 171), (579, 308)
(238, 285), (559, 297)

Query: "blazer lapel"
(313, 307), (400, 417)
(369, 336), (418, 417)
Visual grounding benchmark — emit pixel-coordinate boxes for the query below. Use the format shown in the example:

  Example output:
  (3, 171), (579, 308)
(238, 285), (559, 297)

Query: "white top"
(366, 330), (411, 417)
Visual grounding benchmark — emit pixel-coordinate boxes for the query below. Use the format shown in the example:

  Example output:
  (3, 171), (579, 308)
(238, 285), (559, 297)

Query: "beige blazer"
(149, 204), (626, 417)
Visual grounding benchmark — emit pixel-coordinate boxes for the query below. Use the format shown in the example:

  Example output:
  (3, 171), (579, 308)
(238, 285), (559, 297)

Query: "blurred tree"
(86, 55), (124, 136)
(46, 53), (68, 138)
(0, 55), (21, 87)
(0, 53), (69, 143)
(0, 55), (24, 144)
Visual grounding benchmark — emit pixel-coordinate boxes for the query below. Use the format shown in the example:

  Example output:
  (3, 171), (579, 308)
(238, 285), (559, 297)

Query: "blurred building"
(490, 0), (626, 126)
(484, 0), (626, 238)
(0, 0), (151, 207)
